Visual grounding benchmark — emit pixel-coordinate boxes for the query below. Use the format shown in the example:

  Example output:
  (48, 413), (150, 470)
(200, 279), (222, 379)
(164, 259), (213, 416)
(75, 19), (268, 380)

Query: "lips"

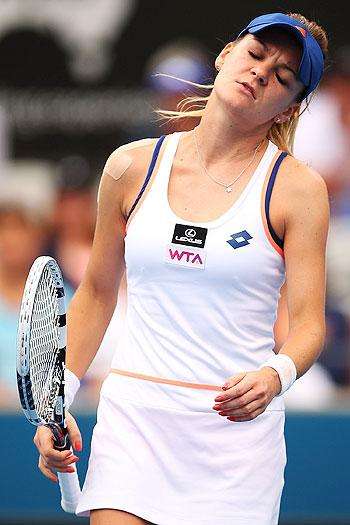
(238, 82), (256, 100)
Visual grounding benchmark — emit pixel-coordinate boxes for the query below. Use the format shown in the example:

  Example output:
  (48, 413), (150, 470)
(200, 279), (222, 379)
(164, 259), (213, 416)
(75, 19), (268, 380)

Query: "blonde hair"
(156, 13), (328, 154)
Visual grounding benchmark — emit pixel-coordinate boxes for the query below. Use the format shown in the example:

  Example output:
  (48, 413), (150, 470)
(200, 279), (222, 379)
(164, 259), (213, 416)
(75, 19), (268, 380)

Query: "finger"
(66, 412), (83, 452)
(41, 455), (77, 474)
(42, 446), (76, 465)
(43, 463), (75, 475)
(222, 372), (246, 390)
(34, 425), (54, 451)
(214, 372), (246, 403)
(38, 456), (58, 483)
(35, 425), (65, 461)
(213, 389), (258, 411)
(215, 375), (254, 403)
(62, 454), (79, 466)
(218, 399), (263, 418)
(46, 454), (80, 470)
(55, 465), (77, 473)
(227, 408), (264, 422)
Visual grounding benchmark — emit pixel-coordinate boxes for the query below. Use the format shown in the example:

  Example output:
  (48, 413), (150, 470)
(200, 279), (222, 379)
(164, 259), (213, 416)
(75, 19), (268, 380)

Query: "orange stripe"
(295, 26), (307, 38)
(260, 150), (284, 258)
(111, 368), (222, 391)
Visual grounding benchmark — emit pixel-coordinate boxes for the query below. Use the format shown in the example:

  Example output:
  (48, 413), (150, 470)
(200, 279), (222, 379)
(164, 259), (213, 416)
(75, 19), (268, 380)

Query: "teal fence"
(1, 412), (349, 524)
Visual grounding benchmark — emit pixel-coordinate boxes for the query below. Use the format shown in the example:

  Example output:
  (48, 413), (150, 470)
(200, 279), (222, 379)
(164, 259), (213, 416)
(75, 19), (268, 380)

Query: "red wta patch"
(295, 26), (307, 37)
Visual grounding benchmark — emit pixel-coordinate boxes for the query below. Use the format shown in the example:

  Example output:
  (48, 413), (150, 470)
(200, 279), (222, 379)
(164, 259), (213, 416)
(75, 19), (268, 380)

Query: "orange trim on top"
(111, 368), (222, 392)
(260, 150), (284, 258)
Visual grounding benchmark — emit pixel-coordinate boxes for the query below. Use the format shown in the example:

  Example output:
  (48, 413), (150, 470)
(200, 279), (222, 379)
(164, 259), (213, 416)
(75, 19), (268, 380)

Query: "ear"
(215, 42), (234, 71)
(274, 103), (300, 124)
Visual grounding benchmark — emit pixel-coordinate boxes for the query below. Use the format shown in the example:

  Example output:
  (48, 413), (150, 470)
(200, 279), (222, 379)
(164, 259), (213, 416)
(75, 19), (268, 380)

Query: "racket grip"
(58, 466), (81, 513)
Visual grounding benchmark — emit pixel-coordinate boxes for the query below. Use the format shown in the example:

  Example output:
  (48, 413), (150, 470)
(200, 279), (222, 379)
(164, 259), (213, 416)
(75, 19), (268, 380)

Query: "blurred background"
(0, 0), (350, 523)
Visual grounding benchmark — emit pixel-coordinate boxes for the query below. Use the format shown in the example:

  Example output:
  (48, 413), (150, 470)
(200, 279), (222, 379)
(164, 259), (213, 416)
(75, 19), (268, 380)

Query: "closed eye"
(276, 73), (288, 86)
(249, 51), (262, 60)
(249, 49), (290, 87)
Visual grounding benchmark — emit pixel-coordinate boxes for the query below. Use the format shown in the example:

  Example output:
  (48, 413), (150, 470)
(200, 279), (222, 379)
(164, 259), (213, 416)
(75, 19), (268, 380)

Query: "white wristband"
(260, 354), (297, 396)
(64, 368), (80, 410)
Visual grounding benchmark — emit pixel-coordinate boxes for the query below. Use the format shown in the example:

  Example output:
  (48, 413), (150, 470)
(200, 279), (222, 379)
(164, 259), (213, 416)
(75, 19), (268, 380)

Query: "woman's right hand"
(33, 411), (82, 483)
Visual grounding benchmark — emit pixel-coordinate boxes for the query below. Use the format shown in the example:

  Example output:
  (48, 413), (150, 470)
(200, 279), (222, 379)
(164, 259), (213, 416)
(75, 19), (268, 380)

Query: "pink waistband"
(110, 368), (222, 392)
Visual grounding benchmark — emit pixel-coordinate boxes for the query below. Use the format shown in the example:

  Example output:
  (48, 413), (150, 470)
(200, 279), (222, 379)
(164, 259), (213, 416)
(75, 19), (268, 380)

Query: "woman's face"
(214, 28), (305, 126)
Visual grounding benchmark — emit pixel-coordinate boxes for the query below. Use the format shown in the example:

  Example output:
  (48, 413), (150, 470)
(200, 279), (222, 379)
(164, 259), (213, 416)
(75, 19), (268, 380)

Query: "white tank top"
(112, 132), (285, 406)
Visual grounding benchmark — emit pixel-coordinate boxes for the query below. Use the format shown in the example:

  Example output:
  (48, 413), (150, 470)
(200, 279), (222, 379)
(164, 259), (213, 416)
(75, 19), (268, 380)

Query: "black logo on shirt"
(171, 223), (208, 248)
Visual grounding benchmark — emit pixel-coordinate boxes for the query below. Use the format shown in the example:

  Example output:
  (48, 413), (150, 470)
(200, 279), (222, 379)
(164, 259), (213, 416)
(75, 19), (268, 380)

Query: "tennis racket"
(16, 256), (81, 513)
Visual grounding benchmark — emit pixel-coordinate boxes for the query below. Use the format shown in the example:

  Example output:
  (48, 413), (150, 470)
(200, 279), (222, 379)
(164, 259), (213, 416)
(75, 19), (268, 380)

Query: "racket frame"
(16, 256), (80, 512)
(17, 257), (67, 432)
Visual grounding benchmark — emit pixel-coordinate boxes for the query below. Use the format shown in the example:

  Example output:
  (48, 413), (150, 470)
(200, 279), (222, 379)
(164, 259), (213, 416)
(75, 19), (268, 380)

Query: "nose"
(251, 66), (268, 86)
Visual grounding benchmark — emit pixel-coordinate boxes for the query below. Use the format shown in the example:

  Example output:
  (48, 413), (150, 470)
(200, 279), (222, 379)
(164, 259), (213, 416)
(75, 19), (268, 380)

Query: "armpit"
(102, 138), (155, 181)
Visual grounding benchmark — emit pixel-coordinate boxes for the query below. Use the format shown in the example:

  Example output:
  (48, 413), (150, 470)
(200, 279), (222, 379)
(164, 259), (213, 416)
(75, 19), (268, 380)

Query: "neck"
(196, 93), (270, 163)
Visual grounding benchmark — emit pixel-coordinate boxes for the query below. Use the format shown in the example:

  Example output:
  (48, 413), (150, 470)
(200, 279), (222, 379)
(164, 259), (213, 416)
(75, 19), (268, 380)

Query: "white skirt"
(76, 373), (286, 525)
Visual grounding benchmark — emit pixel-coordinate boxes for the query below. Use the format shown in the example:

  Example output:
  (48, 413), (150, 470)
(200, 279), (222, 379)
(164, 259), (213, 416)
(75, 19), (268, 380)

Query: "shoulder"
(280, 154), (328, 192)
(97, 136), (165, 220)
(276, 154), (329, 209)
(103, 138), (159, 181)
(277, 154), (329, 228)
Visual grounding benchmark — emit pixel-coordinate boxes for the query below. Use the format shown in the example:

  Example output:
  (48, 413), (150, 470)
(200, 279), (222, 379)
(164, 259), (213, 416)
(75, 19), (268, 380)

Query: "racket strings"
(30, 268), (62, 421)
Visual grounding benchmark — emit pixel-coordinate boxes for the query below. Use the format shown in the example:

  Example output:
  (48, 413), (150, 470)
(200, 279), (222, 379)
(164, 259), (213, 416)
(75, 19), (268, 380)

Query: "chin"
(224, 97), (254, 119)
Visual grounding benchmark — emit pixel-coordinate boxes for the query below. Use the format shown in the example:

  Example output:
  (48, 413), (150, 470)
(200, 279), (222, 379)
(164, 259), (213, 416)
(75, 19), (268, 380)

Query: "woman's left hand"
(212, 368), (282, 422)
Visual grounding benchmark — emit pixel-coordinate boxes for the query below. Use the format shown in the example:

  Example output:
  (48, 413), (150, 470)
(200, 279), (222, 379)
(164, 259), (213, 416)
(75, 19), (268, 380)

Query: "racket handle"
(49, 418), (81, 512)
(58, 466), (81, 513)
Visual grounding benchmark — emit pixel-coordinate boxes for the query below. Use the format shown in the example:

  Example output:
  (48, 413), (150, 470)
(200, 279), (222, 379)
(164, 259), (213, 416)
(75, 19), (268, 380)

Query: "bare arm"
(66, 172), (126, 379)
(212, 161), (329, 421)
(66, 138), (158, 378)
(33, 173), (127, 481)
(33, 138), (158, 481)
(275, 165), (329, 376)
(66, 138), (160, 379)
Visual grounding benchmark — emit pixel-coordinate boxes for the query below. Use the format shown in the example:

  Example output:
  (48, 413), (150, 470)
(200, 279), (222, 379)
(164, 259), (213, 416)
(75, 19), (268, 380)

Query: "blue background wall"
(1, 412), (350, 524)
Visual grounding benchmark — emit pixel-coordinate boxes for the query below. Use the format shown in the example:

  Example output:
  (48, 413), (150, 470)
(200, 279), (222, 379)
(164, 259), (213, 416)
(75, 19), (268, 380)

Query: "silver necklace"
(193, 127), (263, 193)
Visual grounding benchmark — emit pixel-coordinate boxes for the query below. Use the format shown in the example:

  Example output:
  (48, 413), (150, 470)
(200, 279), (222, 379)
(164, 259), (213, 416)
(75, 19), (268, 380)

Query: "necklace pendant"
(226, 186), (232, 193)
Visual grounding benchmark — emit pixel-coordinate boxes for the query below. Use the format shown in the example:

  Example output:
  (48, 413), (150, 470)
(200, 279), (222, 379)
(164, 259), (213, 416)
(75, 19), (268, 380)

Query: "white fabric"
(77, 132), (287, 523)
(64, 368), (80, 410)
(261, 353), (297, 395)
(77, 374), (286, 524)
(113, 133), (285, 405)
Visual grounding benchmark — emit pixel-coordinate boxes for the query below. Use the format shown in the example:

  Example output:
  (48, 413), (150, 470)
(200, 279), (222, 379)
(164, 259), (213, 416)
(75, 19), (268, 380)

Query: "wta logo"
(165, 244), (206, 269)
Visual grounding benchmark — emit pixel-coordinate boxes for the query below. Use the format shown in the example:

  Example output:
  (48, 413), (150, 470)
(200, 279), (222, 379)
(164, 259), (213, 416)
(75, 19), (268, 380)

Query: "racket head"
(16, 256), (67, 428)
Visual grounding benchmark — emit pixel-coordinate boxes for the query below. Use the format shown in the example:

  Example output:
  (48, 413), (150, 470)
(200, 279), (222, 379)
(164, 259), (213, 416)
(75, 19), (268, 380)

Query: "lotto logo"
(165, 245), (206, 269)
(227, 230), (253, 249)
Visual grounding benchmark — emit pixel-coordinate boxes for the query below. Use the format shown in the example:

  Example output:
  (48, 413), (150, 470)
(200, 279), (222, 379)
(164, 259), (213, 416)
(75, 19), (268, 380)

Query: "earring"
(275, 117), (281, 123)
(215, 64), (220, 71)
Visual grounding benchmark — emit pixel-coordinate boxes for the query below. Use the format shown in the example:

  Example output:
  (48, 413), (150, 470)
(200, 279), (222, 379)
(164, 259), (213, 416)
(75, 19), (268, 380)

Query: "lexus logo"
(172, 223), (207, 248)
(185, 228), (196, 238)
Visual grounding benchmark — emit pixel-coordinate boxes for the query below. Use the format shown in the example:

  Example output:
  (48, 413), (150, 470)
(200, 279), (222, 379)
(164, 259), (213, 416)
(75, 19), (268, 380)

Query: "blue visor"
(237, 13), (324, 100)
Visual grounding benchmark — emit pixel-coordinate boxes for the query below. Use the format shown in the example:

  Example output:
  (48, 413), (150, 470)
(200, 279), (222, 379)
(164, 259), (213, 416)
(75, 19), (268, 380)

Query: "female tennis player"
(34, 12), (329, 525)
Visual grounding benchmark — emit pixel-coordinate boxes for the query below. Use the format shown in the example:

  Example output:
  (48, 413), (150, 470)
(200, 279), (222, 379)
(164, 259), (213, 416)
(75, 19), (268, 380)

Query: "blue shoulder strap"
(265, 151), (287, 249)
(126, 135), (166, 221)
